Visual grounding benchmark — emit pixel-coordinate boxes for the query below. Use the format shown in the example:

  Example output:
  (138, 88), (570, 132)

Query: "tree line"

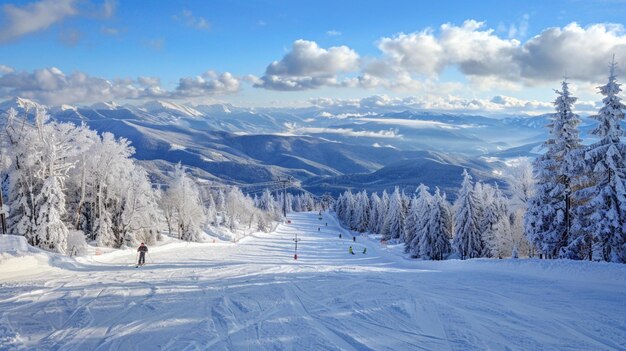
(335, 61), (626, 264)
(0, 108), (313, 255)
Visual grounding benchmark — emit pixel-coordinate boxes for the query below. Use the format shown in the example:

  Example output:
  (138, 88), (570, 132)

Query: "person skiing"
(349, 246), (354, 255)
(339, 233), (342, 239)
(363, 247), (367, 254)
(137, 243), (148, 266)
(353, 236), (356, 242)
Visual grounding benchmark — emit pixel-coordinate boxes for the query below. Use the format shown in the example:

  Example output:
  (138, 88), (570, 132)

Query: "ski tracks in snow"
(1, 211), (625, 350)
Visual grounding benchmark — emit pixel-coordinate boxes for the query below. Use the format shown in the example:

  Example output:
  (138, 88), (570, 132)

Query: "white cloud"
(100, 26), (123, 36)
(307, 94), (556, 114)
(518, 22), (626, 83)
(360, 117), (467, 129)
(363, 20), (626, 89)
(288, 126), (401, 138)
(0, 0), (79, 43)
(0, 67), (241, 105)
(0, 64), (13, 74)
(175, 71), (240, 97)
(489, 95), (552, 110)
(326, 30), (341, 36)
(0, 0), (117, 43)
(101, 0), (116, 18)
(173, 9), (210, 30)
(255, 39), (359, 90)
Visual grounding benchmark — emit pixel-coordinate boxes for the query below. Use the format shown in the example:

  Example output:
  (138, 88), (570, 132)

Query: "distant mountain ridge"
(0, 96), (596, 196)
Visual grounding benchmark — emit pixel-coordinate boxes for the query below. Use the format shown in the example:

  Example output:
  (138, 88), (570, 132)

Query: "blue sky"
(0, 0), (626, 112)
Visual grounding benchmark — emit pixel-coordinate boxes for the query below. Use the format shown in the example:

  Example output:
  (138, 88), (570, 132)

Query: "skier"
(339, 233), (342, 239)
(349, 246), (354, 255)
(325, 222), (327, 227)
(353, 236), (356, 242)
(363, 247), (367, 254)
(318, 227), (320, 231)
(137, 243), (148, 266)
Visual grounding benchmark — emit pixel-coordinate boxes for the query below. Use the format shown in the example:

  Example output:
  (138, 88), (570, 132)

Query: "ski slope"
(1, 211), (625, 350)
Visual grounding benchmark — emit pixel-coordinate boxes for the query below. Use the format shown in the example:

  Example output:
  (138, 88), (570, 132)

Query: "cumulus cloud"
(0, 0), (79, 43)
(489, 95), (551, 109)
(0, 67), (241, 105)
(0, 64), (14, 74)
(173, 9), (210, 30)
(518, 23), (626, 83)
(255, 39), (359, 90)
(175, 71), (240, 97)
(362, 21), (626, 89)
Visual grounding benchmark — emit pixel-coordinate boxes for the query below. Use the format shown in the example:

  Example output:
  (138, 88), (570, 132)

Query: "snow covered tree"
(404, 184), (431, 256)
(382, 187), (405, 241)
(118, 167), (161, 245)
(351, 190), (370, 232)
(574, 59), (626, 262)
(164, 163), (206, 241)
(419, 188), (452, 260)
(526, 79), (582, 259)
(6, 109), (79, 253)
(478, 183), (498, 258)
(453, 170), (483, 259)
(504, 159), (534, 257)
(368, 192), (383, 234)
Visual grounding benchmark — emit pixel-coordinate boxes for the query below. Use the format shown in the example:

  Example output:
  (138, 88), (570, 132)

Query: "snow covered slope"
(1, 212), (624, 350)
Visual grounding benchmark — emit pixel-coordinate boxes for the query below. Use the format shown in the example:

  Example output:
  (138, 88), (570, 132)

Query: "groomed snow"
(1, 212), (625, 350)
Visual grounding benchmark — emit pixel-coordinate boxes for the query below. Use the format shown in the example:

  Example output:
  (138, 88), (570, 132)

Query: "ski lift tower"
(276, 176), (293, 218)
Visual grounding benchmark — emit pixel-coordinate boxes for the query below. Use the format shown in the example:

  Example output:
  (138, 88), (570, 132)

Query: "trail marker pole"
(293, 232), (301, 260)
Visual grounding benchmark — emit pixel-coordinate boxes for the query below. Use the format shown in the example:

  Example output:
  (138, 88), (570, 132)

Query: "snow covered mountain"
(0, 97), (46, 114)
(0, 97), (584, 195)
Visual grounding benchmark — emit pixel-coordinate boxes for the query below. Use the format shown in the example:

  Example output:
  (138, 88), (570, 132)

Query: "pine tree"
(550, 80), (584, 259)
(453, 170), (483, 259)
(576, 58), (626, 262)
(419, 188), (452, 260)
(368, 193), (382, 233)
(379, 190), (390, 236)
(383, 187), (405, 241)
(479, 183), (499, 258)
(405, 184), (431, 256)
(525, 80), (582, 259)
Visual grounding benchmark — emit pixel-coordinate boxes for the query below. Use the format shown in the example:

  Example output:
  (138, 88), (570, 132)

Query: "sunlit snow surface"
(1, 212), (625, 350)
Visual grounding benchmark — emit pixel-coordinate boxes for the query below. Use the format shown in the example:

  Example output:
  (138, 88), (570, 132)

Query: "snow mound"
(0, 235), (28, 253)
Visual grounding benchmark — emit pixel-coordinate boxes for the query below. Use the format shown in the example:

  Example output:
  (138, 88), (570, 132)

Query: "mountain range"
(0, 97), (600, 197)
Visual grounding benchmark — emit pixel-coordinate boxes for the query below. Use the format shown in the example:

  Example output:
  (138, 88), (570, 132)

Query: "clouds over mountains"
(1, 7), (626, 111)
(0, 67), (241, 105)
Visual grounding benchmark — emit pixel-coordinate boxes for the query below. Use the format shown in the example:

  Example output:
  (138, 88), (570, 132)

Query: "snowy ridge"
(142, 100), (204, 117)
